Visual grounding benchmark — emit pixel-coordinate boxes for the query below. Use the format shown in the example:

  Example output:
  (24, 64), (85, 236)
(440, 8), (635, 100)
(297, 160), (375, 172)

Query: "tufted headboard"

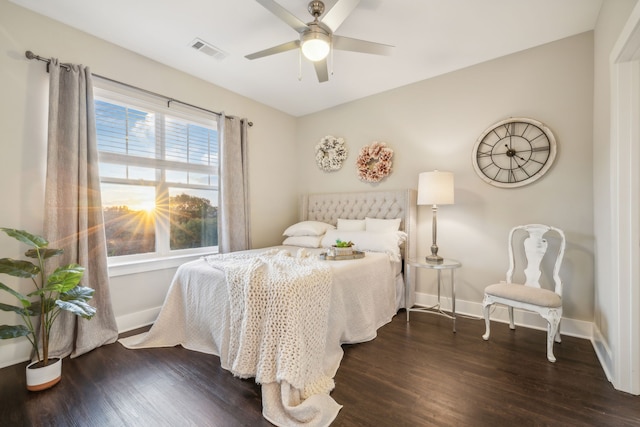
(300, 189), (417, 262)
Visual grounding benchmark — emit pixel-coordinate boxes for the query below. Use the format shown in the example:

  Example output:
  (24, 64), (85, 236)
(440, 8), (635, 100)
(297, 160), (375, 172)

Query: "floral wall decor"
(356, 141), (394, 183)
(315, 135), (348, 172)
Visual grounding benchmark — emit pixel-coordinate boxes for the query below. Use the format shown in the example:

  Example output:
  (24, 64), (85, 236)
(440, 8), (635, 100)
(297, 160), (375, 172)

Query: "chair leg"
(543, 311), (561, 363)
(554, 319), (562, 343)
(508, 306), (515, 330)
(482, 299), (491, 341)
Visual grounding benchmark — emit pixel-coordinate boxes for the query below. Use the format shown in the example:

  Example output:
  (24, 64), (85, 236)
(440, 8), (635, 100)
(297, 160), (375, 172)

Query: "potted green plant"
(333, 239), (354, 256)
(0, 228), (96, 391)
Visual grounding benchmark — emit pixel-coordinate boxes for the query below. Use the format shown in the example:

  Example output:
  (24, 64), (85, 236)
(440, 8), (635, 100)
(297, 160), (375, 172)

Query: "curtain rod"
(25, 50), (253, 127)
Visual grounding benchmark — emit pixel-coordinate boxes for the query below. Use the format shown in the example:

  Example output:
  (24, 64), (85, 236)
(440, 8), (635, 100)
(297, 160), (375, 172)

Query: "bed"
(120, 189), (417, 426)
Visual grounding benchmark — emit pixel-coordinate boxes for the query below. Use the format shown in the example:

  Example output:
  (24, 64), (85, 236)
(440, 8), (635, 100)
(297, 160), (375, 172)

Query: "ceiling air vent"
(190, 38), (227, 60)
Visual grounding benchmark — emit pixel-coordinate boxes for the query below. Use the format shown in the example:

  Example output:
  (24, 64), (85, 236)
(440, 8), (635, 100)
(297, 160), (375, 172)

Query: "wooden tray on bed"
(319, 250), (365, 261)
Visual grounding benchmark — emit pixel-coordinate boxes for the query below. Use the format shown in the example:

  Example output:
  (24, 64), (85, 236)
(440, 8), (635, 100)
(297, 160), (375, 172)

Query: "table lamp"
(418, 170), (454, 264)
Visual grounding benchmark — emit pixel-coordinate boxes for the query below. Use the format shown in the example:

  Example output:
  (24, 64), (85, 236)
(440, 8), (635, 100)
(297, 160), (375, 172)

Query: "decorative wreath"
(356, 141), (394, 183)
(315, 135), (348, 172)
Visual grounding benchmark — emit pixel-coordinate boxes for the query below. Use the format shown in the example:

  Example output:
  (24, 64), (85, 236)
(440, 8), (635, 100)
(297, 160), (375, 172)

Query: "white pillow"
(282, 235), (323, 248)
(283, 221), (335, 237)
(337, 218), (366, 231)
(321, 229), (407, 261)
(365, 217), (401, 232)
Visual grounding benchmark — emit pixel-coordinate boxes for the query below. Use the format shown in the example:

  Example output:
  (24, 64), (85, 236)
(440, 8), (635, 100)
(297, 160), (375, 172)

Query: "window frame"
(93, 82), (220, 276)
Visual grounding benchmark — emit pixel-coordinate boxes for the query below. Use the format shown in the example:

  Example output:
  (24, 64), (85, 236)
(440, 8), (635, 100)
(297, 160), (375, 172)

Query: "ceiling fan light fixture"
(301, 30), (330, 62)
(247, 0), (394, 82)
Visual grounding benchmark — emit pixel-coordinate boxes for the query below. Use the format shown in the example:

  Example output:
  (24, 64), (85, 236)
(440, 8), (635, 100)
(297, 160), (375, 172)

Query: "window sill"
(108, 252), (216, 277)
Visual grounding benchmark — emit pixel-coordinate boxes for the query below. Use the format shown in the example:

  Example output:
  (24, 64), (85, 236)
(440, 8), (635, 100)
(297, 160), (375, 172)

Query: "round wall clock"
(471, 117), (557, 188)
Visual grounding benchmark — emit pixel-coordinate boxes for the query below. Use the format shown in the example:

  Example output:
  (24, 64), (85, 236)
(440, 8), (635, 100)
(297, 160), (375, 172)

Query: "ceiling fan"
(245, 0), (393, 82)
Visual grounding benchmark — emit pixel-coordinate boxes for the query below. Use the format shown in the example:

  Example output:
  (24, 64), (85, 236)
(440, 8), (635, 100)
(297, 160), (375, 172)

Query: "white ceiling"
(11, 0), (603, 117)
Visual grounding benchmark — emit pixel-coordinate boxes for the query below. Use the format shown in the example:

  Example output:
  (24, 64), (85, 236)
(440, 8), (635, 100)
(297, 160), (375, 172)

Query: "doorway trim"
(609, 1), (640, 395)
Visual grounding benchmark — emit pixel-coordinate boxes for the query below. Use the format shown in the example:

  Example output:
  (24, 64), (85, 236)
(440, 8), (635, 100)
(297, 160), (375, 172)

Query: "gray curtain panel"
(44, 59), (118, 359)
(218, 114), (250, 253)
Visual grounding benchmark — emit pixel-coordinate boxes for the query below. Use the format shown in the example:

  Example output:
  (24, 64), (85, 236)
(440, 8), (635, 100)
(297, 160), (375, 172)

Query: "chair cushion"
(485, 283), (561, 308)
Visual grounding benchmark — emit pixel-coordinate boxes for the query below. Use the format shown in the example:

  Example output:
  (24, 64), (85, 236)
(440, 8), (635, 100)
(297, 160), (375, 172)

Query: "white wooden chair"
(482, 224), (566, 362)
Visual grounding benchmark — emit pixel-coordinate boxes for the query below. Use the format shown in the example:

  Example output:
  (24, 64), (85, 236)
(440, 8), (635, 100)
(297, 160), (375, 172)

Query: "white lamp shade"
(301, 35), (330, 61)
(417, 171), (455, 205)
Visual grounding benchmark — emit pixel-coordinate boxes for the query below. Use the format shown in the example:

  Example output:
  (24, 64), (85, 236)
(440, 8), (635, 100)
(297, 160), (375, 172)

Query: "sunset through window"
(95, 88), (219, 260)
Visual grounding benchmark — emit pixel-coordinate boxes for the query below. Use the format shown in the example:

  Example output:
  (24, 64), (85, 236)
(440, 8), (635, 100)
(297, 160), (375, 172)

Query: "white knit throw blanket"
(205, 249), (335, 398)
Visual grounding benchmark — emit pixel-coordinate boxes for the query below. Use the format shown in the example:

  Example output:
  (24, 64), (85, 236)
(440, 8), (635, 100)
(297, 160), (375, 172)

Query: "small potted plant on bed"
(0, 228), (96, 391)
(333, 239), (355, 256)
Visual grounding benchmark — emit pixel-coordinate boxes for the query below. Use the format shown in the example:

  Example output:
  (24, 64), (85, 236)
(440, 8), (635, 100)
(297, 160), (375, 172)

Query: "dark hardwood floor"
(1, 312), (638, 426)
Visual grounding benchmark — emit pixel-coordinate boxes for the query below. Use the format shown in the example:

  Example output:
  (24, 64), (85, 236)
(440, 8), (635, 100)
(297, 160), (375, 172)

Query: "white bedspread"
(119, 246), (397, 426)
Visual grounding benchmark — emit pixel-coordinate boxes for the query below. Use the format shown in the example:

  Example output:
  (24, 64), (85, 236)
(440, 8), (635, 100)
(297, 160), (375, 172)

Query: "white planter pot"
(332, 246), (353, 256)
(26, 358), (62, 391)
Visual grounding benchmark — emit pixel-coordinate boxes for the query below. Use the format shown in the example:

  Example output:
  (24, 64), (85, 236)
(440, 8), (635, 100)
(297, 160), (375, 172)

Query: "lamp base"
(425, 254), (444, 264)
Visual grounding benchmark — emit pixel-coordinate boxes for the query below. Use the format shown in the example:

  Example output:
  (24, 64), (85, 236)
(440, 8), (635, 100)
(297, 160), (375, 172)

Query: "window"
(94, 86), (219, 271)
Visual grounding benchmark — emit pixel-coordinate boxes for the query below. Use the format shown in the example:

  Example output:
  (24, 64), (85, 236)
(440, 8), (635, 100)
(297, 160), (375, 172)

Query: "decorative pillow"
(283, 221), (335, 237)
(321, 229), (407, 261)
(337, 218), (366, 231)
(365, 217), (401, 232)
(282, 235), (323, 248)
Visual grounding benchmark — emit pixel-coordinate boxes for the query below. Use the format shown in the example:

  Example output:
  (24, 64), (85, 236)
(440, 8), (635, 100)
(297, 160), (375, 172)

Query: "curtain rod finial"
(25, 50), (36, 60)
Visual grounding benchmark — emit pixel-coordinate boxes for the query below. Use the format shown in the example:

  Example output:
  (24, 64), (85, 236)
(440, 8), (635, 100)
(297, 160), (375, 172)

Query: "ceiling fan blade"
(321, 0), (361, 32)
(333, 35), (394, 56)
(245, 40), (300, 60)
(313, 59), (329, 83)
(255, 0), (309, 33)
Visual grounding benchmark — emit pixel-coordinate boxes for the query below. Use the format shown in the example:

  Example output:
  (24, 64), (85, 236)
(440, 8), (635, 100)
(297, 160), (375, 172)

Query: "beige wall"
(297, 32), (596, 323)
(0, 1), (298, 367)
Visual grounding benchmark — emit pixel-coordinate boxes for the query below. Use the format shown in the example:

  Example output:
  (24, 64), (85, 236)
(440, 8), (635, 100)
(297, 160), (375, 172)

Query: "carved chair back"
(506, 224), (566, 296)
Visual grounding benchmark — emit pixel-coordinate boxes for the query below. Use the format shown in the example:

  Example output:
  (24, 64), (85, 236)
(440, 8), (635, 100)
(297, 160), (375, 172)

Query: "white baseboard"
(414, 292), (593, 340)
(1, 295), (596, 370)
(115, 306), (162, 334)
(0, 307), (163, 369)
(591, 324), (613, 382)
(119, 297), (595, 341)
(0, 339), (33, 369)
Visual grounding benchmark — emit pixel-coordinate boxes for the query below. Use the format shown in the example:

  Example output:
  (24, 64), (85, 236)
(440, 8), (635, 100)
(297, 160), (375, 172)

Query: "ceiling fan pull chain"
(298, 49), (302, 81)
(330, 43), (334, 76)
